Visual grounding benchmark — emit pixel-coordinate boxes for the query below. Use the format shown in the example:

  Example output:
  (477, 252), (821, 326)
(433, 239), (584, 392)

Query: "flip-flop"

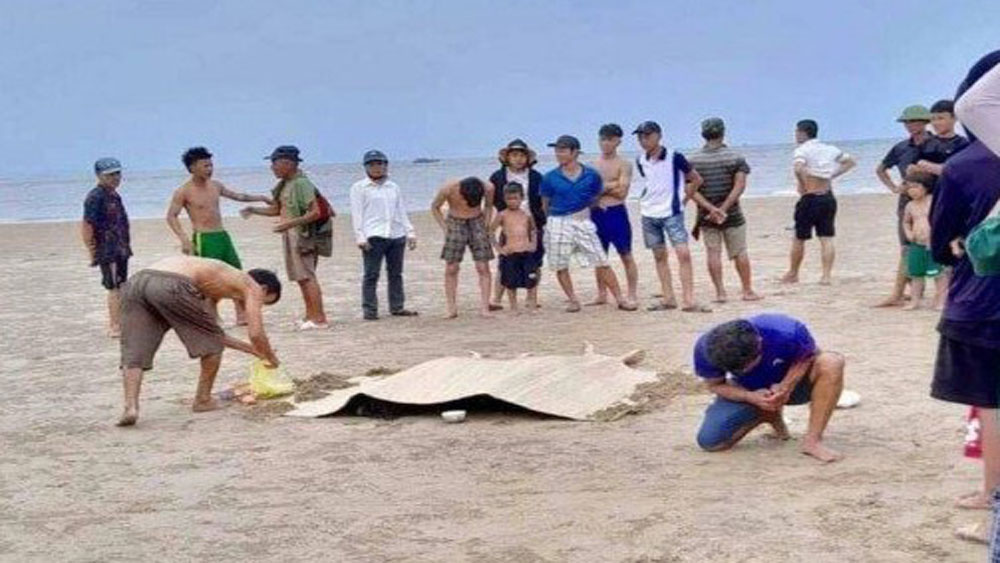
(617, 303), (638, 312)
(681, 304), (713, 313)
(836, 390), (861, 409)
(646, 302), (678, 312)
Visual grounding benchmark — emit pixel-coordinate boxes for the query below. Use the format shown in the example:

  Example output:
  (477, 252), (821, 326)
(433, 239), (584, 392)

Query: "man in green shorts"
(167, 146), (272, 325)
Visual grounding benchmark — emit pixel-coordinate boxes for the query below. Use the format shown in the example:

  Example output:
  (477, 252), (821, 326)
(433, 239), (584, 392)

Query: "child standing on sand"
(490, 183), (538, 314)
(902, 171), (945, 309)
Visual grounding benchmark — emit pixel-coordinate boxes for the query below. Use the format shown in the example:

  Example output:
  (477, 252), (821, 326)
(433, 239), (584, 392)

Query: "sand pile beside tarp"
(285, 348), (659, 421)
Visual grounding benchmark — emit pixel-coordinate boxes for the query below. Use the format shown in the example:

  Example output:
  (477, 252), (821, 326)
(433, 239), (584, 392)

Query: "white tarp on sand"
(285, 348), (658, 421)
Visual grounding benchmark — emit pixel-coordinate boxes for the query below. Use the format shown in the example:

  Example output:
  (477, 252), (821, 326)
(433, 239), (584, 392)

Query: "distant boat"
(412, 157), (441, 164)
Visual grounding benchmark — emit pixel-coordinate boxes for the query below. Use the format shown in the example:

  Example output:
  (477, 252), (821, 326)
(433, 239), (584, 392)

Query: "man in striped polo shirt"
(687, 118), (762, 302)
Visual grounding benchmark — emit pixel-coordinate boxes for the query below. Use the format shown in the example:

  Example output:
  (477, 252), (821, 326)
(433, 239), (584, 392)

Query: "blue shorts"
(591, 204), (633, 255)
(642, 213), (688, 249)
(696, 376), (813, 451)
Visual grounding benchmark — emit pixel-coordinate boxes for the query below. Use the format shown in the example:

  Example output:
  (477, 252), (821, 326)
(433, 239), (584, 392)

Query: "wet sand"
(0, 194), (986, 561)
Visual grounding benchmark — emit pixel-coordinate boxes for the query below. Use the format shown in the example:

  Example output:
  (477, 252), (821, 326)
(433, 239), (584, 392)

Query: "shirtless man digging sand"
(589, 123), (639, 306)
(167, 146), (272, 324)
(431, 177), (496, 318)
(116, 255), (282, 426)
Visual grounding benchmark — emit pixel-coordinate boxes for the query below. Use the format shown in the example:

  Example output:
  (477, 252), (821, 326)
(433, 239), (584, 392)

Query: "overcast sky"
(1, 0), (998, 177)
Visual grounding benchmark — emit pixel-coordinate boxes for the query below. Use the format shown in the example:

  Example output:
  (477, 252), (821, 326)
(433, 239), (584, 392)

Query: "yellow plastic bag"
(249, 359), (294, 399)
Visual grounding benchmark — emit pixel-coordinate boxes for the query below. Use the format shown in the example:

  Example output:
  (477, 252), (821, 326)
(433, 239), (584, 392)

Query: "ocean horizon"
(0, 137), (898, 224)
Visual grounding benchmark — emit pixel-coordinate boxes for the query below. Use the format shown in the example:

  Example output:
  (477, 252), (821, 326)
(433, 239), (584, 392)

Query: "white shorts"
(544, 215), (609, 271)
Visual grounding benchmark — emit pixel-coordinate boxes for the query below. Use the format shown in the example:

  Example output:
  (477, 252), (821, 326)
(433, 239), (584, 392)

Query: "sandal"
(646, 302), (678, 312)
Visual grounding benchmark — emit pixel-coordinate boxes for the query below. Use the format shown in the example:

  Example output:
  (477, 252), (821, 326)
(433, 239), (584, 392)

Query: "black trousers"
(362, 236), (406, 316)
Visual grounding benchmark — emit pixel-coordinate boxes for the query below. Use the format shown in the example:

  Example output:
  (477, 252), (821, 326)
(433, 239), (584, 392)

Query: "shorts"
(702, 224), (748, 260)
(500, 252), (539, 289)
(590, 204), (633, 255)
(120, 270), (225, 370)
(193, 230), (242, 269)
(283, 230), (318, 282)
(906, 244), (941, 278)
(794, 192), (837, 240)
(99, 257), (129, 290)
(441, 215), (494, 264)
(932, 335), (1000, 408)
(642, 213), (688, 249)
(544, 215), (609, 270)
(696, 376), (814, 451)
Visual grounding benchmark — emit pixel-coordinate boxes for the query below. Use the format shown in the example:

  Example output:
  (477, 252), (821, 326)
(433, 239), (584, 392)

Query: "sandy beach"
(0, 193), (986, 562)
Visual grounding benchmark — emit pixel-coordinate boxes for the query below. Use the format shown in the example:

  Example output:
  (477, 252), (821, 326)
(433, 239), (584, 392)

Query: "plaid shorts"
(441, 215), (494, 263)
(544, 215), (609, 271)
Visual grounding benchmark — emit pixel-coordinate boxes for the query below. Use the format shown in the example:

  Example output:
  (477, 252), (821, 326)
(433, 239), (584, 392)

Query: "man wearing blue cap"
(350, 150), (418, 320)
(81, 157), (131, 338)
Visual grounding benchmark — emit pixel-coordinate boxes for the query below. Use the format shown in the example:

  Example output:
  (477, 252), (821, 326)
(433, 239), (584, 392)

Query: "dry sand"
(0, 194), (988, 562)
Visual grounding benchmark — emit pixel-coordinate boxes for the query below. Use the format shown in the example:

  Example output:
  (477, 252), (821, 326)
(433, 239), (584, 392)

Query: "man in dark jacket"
(488, 139), (545, 309)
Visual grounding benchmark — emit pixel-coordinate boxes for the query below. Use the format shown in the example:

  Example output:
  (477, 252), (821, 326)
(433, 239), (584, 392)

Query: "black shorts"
(794, 193), (837, 240)
(99, 257), (129, 290)
(932, 335), (1000, 408)
(499, 252), (539, 289)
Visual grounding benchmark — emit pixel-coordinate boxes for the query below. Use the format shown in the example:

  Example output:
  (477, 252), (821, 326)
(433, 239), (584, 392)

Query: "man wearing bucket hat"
(929, 50), (1000, 547)
(488, 139), (545, 309)
(350, 150), (418, 320)
(241, 145), (330, 330)
(875, 105), (949, 307)
(81, 157), (131, 338)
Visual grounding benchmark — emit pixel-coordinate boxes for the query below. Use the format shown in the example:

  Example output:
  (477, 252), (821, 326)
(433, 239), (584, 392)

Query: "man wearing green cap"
(875, 105), (952, 307)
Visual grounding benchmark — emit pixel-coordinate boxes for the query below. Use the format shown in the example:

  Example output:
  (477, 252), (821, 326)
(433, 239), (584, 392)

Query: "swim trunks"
(120, 270), (225, 370)
(441, 215), (494, 263)
(591, 203), (633, 255)
(499, 251), (539, 289)
(906, 243), (941, 278)
(794, 192), (837, 240)
(193, 230), (242, 269)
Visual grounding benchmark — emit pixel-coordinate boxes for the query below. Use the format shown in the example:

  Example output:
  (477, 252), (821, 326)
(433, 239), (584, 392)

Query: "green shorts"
(193, 230), (242, 269)
(906, 243), (940, 278)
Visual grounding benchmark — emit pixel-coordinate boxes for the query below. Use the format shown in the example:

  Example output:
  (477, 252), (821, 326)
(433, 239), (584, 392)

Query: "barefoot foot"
(192, 399), (222, 413)
(742, 291), (764, 302)
(956, 491), (992, 510)
(780, 273), (799, 284)
(116, 409), (138, 427)
(801, 437), (843, 463)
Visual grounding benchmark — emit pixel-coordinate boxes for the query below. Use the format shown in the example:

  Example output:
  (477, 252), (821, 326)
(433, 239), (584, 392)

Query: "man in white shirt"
(633, 121), (708, 312)
(350, 150), (418, 320)
(781, 120), (856, 285)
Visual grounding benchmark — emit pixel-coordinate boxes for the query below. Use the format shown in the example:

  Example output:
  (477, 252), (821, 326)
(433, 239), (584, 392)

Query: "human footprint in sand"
(693, 313), (846, 463)
(114, 256), (282, 426)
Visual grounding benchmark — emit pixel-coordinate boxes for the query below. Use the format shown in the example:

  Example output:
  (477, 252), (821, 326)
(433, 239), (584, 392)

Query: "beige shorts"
(283, 230), (318, 282)
(702, 223), (748, 260)
(120, 270), (225, 370)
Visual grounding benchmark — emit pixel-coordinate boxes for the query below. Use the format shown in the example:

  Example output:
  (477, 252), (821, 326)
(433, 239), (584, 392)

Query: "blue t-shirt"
(693, 313), (817, 390)
(540, 165), (603, 216)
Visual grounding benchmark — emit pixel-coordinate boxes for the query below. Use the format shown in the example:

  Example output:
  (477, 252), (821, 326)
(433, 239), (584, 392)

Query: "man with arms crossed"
(780, 120), (856, 285)
(589, 123), (638, 307)
(167, 146), (272, 325)
(431, 176), (495, 318)
(693, 313), (846, 463)
(116, 255), (282, 426)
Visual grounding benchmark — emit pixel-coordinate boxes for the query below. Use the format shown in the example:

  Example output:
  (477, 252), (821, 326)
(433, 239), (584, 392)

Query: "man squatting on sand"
(116, 255), (282, 426)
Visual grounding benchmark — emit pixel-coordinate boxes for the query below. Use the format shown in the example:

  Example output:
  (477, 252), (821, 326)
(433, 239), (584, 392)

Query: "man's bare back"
(498, 209), (536, 254)
(147, 255), (252, 303)
(593, 155), (632, 208)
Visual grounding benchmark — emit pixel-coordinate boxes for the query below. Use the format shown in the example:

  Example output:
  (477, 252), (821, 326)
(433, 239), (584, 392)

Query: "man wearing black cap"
(540, 135), (635, 312)
(488, 139), (545, 309)
(350, 150), (418, 320)
(633, 121), (708, 312)
(241, 146), (331, 330)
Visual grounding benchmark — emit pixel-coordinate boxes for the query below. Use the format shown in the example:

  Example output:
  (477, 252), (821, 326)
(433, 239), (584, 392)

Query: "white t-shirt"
(792, 139), (850, 179)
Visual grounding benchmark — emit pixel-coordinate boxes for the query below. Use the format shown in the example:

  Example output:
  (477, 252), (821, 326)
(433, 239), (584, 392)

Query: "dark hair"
(796, 120), (818, 139)
(930, 99), (955, 115)
(182, 146), (213, 171)
(598, 123), (623, 139)
(503, 182), (524, 198)
(459, 177), (485, 208)
(248, 269), (281, 303)
(701, 129), (724, 142)
(904, 170), (936, 192)
(704, 320), (761, 373)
